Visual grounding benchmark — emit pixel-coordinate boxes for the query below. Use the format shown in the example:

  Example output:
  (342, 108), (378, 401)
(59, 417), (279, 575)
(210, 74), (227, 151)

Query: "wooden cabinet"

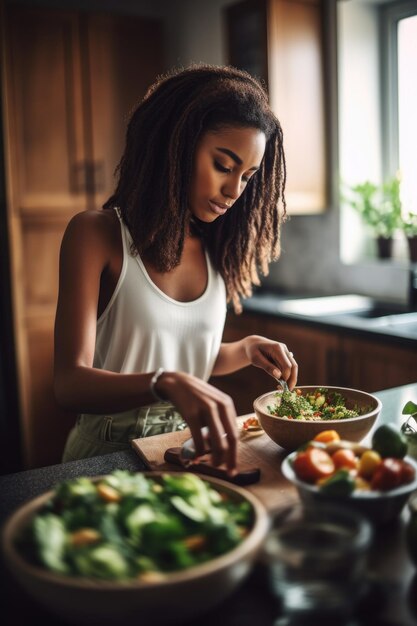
(2, 5), (164, 468)
(262, 319), (340, 386)
(225, 0), (328, 215)
(211, 310), (417, 414)
(340, 336), (417, 393)
(210, 312), (273, 416)
(210, 312), (339, 415)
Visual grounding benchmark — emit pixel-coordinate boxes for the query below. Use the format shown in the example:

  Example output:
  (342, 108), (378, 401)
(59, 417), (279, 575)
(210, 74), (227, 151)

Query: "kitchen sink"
(277, 294), (417, 335)
(366, 314), (417, 338)
(278, 294), (408, 318)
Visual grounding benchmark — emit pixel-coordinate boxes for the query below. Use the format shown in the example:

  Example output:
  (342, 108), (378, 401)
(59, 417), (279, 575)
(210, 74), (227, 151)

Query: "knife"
(163, 447), (261, 486)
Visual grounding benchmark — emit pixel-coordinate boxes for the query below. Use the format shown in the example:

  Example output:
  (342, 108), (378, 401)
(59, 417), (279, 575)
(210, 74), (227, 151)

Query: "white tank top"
(93, 209), (227, 381)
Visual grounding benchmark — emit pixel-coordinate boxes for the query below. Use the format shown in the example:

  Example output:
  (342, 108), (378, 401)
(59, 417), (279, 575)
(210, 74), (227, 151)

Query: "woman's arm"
(211, 335), (298, 389)
(54, 210), (157, 412)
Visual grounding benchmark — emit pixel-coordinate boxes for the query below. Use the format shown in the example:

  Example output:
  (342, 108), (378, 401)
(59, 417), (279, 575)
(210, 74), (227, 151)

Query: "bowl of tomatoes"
(281, 426), (417, 524)
(253, 386), (381, 451)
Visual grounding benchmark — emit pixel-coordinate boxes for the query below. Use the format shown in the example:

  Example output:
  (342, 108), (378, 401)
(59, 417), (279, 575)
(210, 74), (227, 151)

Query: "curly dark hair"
(104, 64), (286, 313)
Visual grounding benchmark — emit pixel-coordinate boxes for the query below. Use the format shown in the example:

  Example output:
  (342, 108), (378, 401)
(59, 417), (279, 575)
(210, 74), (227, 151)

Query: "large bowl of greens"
(253, 386), (381, 451)
(2, 470), (268, 625)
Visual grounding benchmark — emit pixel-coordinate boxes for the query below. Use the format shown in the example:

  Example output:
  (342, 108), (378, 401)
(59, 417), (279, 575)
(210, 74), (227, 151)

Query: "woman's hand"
(244, 335), (298, 389)
(155, 371), (238, 472)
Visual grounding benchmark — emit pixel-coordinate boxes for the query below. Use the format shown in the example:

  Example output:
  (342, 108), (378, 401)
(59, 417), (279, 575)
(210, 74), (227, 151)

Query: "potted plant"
(344, 179), (402, 259)
(401, 211), (417, 263)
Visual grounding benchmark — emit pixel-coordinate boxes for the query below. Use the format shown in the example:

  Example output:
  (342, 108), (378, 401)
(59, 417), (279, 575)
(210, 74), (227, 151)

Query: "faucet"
(409, 265), (417, 311)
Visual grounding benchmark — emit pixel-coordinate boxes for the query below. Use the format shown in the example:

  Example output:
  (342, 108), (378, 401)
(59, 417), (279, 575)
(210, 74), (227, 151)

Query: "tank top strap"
(114, 207), (133, 254)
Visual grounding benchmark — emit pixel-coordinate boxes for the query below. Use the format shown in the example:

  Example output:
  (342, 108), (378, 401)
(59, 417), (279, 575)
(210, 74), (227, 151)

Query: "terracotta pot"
(407, 236), (417, 263)
(376, 236), (393, 259)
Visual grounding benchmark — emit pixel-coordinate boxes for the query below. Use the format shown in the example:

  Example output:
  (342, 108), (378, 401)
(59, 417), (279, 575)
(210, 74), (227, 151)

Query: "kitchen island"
(1, 383), (417, 625)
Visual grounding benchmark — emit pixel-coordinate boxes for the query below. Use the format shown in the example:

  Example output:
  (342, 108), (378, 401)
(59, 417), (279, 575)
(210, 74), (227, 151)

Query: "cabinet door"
(340, 337), (417, 393)
(3, 7), (164, 468)
(6, 7), (87, 215)
(225, 0), (327, 215)
(210, 312), (341, 415)
(86, 13), (165, 208)
(268, 0), (327, 214)
(5, 7), (87, 468)
(263, 319), (340, 385)
(210, 312), (273, 415)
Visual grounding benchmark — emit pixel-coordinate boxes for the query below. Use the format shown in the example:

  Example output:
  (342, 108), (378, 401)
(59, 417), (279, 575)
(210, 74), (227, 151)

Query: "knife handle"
(163, 448), (261, 486)
(164, 447), (184, 466)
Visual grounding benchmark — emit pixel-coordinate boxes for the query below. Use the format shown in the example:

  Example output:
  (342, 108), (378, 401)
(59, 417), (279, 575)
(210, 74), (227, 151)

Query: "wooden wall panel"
(25, 323), (75, 468)
(7, 7), (87, 214)
(86, 13), (165, 208)
(4, 5), (165, 469)
(22, 218), (65, 315)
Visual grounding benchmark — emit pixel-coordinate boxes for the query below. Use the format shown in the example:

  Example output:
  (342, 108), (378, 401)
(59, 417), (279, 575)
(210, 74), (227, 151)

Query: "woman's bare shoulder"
(63, 209), (119, 247)
(65, 208), (117, 236)
(60, 209), (121, 271)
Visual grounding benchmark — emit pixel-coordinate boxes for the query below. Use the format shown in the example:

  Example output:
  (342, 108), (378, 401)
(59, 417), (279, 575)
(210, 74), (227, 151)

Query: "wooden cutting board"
(131, 415), (299, 513)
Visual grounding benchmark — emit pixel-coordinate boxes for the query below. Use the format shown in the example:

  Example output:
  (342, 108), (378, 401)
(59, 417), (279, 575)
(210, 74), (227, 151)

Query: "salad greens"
(18, 471), (252, 582)
(267, 388), (361, 421)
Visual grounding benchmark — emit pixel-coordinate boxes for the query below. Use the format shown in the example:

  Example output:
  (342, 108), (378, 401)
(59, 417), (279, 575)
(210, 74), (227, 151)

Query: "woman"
(54, 64), (297, 472)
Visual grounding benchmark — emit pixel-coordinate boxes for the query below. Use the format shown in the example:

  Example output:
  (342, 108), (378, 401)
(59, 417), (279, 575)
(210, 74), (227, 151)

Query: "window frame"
(380, 0), (417, 181)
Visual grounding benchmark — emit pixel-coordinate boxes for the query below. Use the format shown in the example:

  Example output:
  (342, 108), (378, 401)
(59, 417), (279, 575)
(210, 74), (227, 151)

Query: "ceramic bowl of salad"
(253, 385), (381, 451)
(1, 470), (269, 625)
(281, 426), (417, 524)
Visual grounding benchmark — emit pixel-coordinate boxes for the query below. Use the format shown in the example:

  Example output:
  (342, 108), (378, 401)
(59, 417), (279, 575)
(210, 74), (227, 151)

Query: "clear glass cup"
(261, 502), (372, 625)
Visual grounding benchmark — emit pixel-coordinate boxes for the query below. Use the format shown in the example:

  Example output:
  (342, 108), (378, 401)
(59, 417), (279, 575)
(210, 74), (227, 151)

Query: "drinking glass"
(261, 502), (372, 625)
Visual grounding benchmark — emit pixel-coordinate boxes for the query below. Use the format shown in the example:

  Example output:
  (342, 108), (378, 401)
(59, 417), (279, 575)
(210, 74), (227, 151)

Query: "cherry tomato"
(400, 459), (416, 484)
(358, 450), (382, 479)
(371, 458), (403, 491)
(293, 448), (335, 483)
(313, 430), (340, 444)
(332, 448), (358, 470)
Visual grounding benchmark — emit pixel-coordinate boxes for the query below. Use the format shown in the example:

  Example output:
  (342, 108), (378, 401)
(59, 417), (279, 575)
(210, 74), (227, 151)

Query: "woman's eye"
(214, 161), (231, 174)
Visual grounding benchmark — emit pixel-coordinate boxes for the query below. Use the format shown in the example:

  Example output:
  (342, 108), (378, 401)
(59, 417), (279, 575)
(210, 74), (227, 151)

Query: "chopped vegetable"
(289, 426), (415, 495)
(371, 458), (404, 491)
(292, 448), (335, 483)
(268, 388), (361, 421)
(17, 471), (253, 581)
(331, 448), (358, 470)
(313, 430), (341, 443)
(358, 450), (382, 479)
(319, 469), (356, 497)
(242, 417), (262, 432)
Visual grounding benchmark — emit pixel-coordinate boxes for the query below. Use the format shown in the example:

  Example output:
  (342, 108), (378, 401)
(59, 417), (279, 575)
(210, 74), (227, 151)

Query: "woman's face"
(188, 126), (266, 222)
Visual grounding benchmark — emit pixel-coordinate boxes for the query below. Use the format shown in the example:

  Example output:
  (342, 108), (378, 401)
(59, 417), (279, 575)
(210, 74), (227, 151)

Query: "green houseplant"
(401, 211), (417, 263)
(344, 178), (402, 258)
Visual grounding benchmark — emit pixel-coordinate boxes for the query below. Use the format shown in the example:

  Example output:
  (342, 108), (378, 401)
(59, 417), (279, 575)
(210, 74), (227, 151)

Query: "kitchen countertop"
(1, 383), (417, 625)
(242, 291), (417, 348)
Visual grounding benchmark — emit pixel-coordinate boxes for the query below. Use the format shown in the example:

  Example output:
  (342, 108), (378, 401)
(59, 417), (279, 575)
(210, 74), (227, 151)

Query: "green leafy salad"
(267, 388), (361, 421)
(17, 471), (252, 582)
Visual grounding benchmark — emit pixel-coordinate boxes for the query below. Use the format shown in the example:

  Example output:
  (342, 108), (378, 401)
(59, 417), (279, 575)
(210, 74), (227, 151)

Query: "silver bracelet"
(150, 367), (167, 402)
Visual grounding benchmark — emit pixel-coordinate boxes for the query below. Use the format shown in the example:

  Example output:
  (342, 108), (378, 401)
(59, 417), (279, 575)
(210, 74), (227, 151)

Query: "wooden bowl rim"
(254, 386), (382, 425)
(1, 472), (269, 591)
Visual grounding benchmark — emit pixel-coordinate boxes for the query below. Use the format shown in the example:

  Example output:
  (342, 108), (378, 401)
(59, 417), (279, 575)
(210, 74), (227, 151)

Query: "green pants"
(62, 403), (187, 462)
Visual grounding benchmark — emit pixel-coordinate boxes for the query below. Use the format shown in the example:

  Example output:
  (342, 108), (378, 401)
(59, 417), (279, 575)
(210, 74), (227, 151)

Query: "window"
(339, 0), (417, 264)
(397, 13), (417, 219)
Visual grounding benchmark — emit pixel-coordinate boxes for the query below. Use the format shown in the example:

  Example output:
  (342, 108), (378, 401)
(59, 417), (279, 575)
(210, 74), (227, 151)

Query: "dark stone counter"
(243, 292), (417, 348)
(2, 384), (417, 625)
